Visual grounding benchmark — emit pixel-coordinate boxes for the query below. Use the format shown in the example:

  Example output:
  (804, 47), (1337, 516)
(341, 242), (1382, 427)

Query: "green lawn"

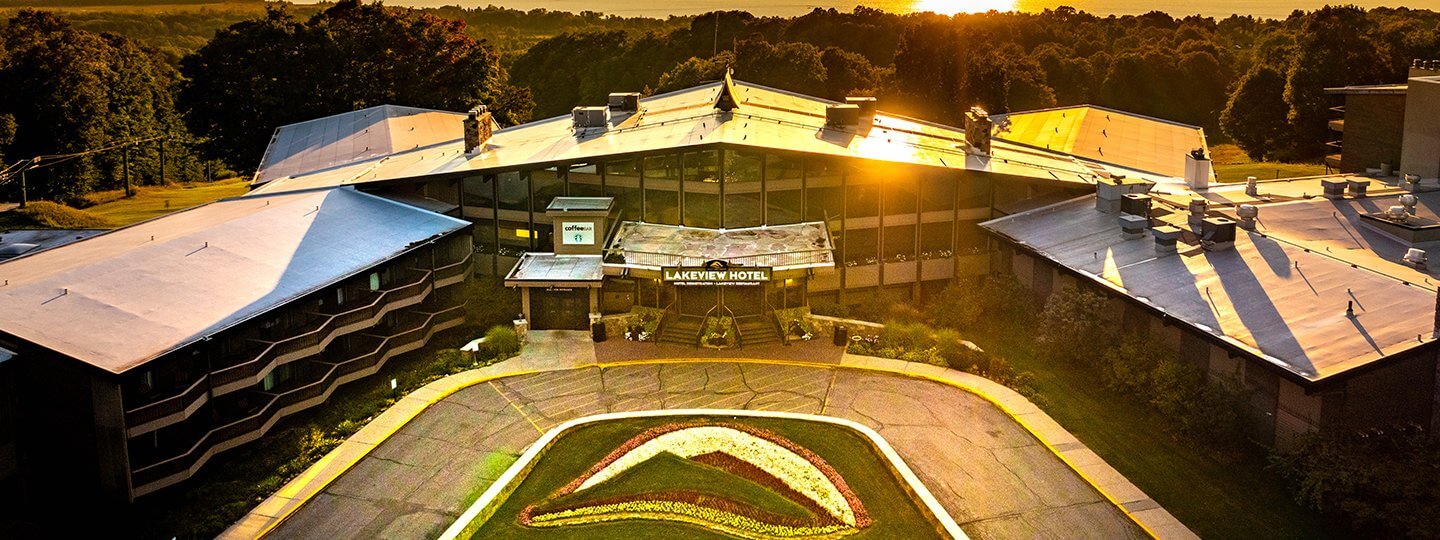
(467, 415), (944, 539)
(82, 177), (250, 226)
(1211, 144), (1329, 183)
(968, 327), (1342, 540)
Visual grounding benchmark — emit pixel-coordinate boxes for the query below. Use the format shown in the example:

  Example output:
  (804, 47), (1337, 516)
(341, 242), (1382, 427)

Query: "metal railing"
(129, 304), (465, 490)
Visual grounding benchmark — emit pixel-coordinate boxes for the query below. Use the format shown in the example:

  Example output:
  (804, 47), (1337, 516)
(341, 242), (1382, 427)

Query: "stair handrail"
(724, 303), (741, 347)
(653, 297), (678, 345)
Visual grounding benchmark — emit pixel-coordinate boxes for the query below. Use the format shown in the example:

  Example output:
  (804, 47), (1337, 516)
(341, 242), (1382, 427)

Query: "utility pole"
(123, 145), (131, 197)
(158, 138), (166, 186)
(18, 169), (26, 208)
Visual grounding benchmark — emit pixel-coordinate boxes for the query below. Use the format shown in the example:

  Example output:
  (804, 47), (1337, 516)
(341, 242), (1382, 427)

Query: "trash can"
(592, 321), (607, 343)
(833, 325), (848, 346)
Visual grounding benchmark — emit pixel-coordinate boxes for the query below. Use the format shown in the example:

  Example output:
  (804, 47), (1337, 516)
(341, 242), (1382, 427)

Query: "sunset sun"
(911, 0), (1019, 15)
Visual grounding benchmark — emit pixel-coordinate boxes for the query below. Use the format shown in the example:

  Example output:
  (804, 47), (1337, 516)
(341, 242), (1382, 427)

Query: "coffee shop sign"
(661, 260), (772, 286)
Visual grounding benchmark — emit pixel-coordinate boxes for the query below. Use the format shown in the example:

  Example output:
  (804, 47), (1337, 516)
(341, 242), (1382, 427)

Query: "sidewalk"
(221, 331), (1196, 540)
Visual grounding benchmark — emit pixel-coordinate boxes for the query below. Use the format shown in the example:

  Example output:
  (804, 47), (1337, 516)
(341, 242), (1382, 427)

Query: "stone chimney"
(964, 107), (993, 156)
(464, 106), (494, 154)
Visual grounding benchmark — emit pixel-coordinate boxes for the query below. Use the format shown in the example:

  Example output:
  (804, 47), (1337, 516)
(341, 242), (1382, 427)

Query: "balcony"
(122, 249), (471, 434)
(1328, 118), (1344, 133)
(128, 303), (466, 496)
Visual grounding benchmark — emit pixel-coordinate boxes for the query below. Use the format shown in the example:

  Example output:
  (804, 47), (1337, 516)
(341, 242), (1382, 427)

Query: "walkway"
(224, 331), (1195, 539)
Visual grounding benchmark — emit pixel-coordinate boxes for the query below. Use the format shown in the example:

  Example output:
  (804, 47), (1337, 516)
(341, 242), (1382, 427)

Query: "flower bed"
(459, 414), (949, 539)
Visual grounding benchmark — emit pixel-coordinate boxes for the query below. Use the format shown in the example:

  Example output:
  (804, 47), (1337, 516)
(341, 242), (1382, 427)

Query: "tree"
(1221, 65), (1291, 160)
(1036, 285), (1116, 364)
(180, 1), (532, 171)
(1283, 6), (1393, 159)
(0, 10), (190, 202)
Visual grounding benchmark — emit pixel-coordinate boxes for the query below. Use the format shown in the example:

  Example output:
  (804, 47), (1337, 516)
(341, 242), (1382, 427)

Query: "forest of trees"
(1, 2), (1438, 199)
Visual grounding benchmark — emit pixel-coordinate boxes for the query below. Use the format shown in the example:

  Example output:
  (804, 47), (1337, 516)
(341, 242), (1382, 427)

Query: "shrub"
(10, 201), (111, 229)
(1148, 358), (1202, 418)
(809, 301), (848, 318)
(926, 274), (1034, 331)
(933, 328), (984, 371)
(1272, 425), (1440, 539)
(464, 276), (521, 330)
(879, 321), (934, 351)
(483, 325), (521, 357)
(1036, 285), (1116, 364)
(1181, 376), (1253, 447)
(1099, 333), (1169, 393)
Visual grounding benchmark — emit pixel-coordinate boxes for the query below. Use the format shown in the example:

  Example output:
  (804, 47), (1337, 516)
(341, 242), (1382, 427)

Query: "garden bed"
(449, 413), (954, 539)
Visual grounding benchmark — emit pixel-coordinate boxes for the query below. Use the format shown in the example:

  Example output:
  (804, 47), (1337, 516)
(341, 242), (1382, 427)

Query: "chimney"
(1321, 178), (1347, 199)
(845, 96), (878, 118)
(572, 106), (610, 130)
(1184, 148), (1211, 190)
(1187, 197), (1208, 231)
(825, 104), (861, 128)
(463, 106), (494, 154)
(1152, 225), (1182, 255)
(1237, 204), (1259, 230)
(608, 92), (641, 113)
(964, 107), (992, 155)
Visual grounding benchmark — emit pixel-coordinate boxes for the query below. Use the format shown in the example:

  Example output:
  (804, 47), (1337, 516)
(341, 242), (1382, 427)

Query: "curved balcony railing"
(129, 304), (466, 495)
(207, 270), (433, 393)
(123, 249), (471, 437)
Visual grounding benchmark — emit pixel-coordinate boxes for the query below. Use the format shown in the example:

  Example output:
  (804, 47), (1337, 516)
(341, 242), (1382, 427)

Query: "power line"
(0, 135), (171, 185)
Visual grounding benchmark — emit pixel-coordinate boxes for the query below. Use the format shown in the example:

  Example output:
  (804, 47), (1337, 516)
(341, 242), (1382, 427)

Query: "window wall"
(643, 154), (681, 225)
(765, 153), (803, 224)
(569, 163), (602, 197)
(605, 158), (642, 222)
(682, 150), (720, 228)
(724, 150), (763, 228)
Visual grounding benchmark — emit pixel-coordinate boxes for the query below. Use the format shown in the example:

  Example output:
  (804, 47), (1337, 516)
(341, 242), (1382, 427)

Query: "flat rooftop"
(504, 253), (604, 284)
(0, 229), (105, 261)
(607, 221), (834, 271)
(0, 188), (468, 374)
(984, 175), (1439, 383)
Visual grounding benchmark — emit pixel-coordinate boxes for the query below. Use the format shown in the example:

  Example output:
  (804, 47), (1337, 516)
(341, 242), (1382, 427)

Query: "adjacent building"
(1325, 59), (1440, 176)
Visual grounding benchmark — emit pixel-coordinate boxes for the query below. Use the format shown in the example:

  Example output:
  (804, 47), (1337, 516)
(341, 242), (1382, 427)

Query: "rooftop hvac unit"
(825, 104), (861, 128)
(844, 96), (878, 118)
(608, 92), (640, 112)
(572, 106), (610, 129)
(1120, 193), (1151, 217)
(1201, 216), (1236, 250)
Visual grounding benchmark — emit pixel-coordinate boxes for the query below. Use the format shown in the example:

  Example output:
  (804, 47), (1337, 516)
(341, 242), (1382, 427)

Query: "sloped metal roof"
(984, 178), (1439, 383)
(992, 105), (1210, 180)
(0, 188), (468, 374)
(251, 80), (1114, 195)
(254, 105), (466, 186)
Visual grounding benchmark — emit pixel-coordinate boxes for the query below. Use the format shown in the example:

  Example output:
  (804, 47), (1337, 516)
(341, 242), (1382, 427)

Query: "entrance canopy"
(504, 253), (605, 287)
(605, 221), (834, 272)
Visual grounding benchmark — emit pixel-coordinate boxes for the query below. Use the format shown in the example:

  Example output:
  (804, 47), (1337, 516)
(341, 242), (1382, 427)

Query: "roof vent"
(1321, 178), (1347, 199)
(1187, 197), (1208, 230)
(1120, 193), (1151, 218)
(1237, 204), (1259, 230)
(1404, 248), (1429, 267)
(1245, 176), (1259, 197)
(463, 106), (494, 154)
(825, 104), (861, 128)
(608, 92), (640, 113)
(1184, 148), (1211, 190)
(1201, 216), (1236, 251)
(964, 107), (992, 155)
(1347, 178), (1370, 198)
(1401, 193), (1419, 215)
(1119, 214), (1148, 240)
(844, 96), (877, 118)
(572, 106), (610, 130)
(1152, 225), (1183, 255)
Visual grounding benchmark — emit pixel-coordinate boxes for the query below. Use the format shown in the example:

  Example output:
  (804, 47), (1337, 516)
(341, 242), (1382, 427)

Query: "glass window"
(605, 159), (642, 222)
(723, 149), (763, 228)
(883, 224), (916, 262)
(368, 272), (380, 291)
(956, 220), (987, 255)
(765, 153), (803, 225)
(920, 221), (952, 259)
(845, 163), (880, 220)
(533, 222), (554, 251)
(957, 175), (991, 209)
(683, 150), (720, 228)
(804, 157), (843, 223)
(644, 154), (681, 225)
(531, 167), (564, 213)
(921, 171), (956, 213)
(497, 171), (528, 212)
(884, 172), (918, 216)
(498, 220), (531, 256)
(568, 162), (603, 197)
(844, 228), (878, 266)
(462, 174), (495, 213)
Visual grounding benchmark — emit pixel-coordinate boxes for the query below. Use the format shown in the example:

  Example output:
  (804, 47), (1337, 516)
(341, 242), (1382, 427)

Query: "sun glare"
(911, 0), (1018, 15)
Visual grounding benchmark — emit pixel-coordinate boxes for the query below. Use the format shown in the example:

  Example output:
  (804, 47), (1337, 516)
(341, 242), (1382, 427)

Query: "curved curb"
(438, 409), (968, 540)
(220, 354), (1197, 540)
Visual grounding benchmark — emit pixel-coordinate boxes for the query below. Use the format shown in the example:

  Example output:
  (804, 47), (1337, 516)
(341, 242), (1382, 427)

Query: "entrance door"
(677, 286), (716, 317)
(721, 286), (765, 318)
(532, 289), (589, 330)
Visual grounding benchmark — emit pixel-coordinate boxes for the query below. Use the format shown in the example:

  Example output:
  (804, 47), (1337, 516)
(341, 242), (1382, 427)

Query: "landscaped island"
(446, 412), (958, 539)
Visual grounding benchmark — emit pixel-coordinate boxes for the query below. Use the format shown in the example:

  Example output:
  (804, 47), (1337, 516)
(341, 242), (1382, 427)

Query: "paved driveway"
(268, 362), (1144, 539)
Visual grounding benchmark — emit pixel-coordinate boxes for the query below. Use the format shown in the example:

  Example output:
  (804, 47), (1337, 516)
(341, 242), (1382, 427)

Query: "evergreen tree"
(1221, 65), (1291, 160)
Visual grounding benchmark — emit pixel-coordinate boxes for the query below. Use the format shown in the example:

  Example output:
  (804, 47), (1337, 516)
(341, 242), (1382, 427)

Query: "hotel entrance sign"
(661, 260), (772, 286)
